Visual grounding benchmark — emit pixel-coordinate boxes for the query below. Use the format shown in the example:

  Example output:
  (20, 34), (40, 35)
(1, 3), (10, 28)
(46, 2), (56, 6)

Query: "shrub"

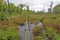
(32, 26), (57, 40)
(0, 27), (20, 40)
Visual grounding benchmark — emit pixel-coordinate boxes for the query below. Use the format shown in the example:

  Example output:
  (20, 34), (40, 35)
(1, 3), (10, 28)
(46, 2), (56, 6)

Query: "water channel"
(18, 21), (43, 40)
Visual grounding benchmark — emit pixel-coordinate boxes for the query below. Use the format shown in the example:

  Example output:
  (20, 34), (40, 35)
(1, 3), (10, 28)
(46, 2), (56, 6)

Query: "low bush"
(0, 27), (20, 40)
(32, 26), (57, 40)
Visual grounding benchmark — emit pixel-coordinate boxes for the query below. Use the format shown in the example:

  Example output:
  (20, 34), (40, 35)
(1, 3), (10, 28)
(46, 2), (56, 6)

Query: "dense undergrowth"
(0, 27), (20, 40)
(0, 13), (60, 40)
(32, 14), (60, 40)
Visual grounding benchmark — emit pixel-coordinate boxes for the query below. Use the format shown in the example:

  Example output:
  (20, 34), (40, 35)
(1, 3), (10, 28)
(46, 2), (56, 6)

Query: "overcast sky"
(5, 0), (60, 12)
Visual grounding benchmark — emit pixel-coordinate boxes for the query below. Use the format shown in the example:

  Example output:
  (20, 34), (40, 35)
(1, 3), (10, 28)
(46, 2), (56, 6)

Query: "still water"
(18, 21), (43, 40)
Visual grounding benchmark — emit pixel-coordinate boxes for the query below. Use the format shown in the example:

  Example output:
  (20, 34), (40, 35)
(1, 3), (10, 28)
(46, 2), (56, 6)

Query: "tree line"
(0, 0), (60, 15)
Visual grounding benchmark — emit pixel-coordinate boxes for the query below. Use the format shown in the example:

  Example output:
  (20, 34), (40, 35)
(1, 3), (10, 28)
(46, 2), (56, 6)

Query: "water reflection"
(18, 21), (43, 40)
